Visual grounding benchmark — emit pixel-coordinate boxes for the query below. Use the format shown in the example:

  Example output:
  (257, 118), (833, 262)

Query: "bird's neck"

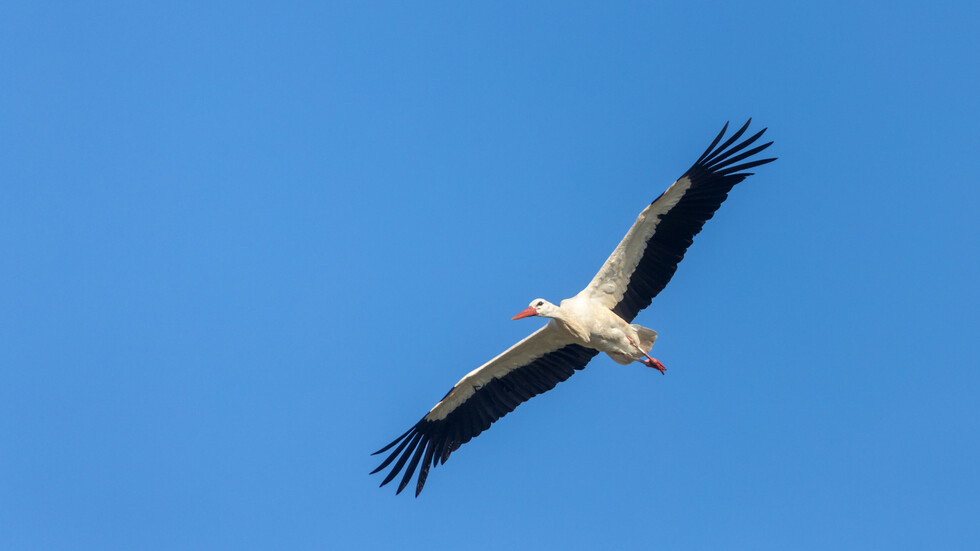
(545, 304), (590, 343)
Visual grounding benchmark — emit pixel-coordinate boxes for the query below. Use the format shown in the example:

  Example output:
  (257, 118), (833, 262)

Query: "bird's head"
(512, 299), (557, 320)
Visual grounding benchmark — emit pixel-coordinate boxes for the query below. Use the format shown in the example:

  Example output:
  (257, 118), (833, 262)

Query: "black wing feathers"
(372, 344), (599, 496)
(611, 120), (775, 321)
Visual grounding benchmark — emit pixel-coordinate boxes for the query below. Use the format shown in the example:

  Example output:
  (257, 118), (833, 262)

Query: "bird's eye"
(536, 301), (544, 307)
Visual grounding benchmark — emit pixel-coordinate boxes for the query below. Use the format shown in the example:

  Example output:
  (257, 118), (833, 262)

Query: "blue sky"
(2, 1), (979, 549)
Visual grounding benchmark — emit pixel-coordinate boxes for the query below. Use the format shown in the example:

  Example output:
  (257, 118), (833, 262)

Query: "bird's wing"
(583, 120), (776, 322)
(371, 323), (599, 496)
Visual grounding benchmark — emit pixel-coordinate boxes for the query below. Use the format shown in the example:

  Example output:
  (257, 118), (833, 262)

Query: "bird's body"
(544, 296), (657, 364)
(372, 120), (776, 496)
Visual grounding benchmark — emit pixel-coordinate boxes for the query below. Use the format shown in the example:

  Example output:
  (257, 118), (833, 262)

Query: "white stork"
(372, 120), (776, 496)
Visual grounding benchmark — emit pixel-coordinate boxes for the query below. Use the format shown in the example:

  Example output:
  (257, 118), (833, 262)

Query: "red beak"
(511, 306), (538, 320)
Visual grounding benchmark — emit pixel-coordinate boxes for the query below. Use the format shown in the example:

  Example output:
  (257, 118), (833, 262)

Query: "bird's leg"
(644, 357), (667, 375)
(626, 336), (666, 375)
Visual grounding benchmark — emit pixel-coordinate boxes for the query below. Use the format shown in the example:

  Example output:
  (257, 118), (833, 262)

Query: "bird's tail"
(631, 325), (658, 353)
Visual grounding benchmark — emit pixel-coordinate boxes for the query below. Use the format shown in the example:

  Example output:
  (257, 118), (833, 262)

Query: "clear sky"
(2, 1), (979, 549)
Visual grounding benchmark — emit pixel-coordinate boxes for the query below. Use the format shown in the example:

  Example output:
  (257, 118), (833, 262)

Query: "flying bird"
(372, 120), (776, 496)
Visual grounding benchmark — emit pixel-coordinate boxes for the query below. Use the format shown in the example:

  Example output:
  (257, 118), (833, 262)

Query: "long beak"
(511, 307), (538, 320)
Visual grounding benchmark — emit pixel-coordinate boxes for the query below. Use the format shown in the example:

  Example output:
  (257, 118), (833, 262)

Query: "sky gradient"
(2, 1), (979, 550)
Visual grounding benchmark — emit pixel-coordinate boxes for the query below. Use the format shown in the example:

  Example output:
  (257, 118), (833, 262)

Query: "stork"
(372, 120), (776, 496)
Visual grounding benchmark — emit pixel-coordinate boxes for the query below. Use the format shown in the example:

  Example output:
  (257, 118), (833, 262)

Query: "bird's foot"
(626, 336), (666, 375)
(642, 357), (667, 375)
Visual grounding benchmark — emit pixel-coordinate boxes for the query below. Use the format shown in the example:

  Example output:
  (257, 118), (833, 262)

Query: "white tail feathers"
(631, 325), (658, 353)
(607, 325), (659, 365)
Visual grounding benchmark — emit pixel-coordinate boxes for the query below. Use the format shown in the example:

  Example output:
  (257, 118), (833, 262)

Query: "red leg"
(642, 357), (667, 375)
(626, 336), (666, 375)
